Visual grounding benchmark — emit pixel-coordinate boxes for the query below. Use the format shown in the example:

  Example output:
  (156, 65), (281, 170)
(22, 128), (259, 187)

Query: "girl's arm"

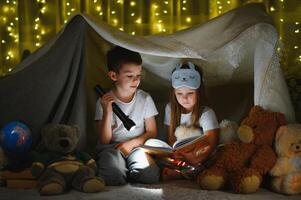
(166, 125), (177, 146)
(97, 93), (115, 144)
(178, 128), (219, 165)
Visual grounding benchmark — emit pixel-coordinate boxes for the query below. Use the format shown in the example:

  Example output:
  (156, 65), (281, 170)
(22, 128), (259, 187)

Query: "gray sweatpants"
(96, 144), (160, 185)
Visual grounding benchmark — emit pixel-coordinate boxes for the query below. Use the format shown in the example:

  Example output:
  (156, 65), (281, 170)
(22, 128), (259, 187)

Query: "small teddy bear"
(270, 124), (301, 195)
(31, 124), (105, 195)
(197, 106), (286, 193)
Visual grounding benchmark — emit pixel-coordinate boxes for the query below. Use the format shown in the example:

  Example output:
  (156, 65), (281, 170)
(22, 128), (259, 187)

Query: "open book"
(141, 135), (206, 157)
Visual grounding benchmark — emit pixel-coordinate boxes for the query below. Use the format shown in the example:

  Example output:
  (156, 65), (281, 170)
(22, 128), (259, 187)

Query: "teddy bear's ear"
(71, 125), (80, 138)
(249, 105), (263, 116)
(275, 113), (286, 126)
(275, 125), (287, 141)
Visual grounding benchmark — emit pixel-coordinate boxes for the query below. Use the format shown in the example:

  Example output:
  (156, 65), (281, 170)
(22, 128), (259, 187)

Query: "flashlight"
(94, 85), (136, 131)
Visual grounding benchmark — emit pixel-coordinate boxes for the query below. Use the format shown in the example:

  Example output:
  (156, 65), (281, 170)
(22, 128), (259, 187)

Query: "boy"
(95, 46), (160, 185)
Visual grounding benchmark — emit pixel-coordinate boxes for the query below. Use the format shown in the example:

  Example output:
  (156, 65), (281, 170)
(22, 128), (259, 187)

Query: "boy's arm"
(98, 93), (114, 144)
(115, 116), (157, 156)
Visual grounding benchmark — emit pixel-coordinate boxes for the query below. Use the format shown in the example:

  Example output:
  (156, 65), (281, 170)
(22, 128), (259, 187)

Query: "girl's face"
(174, 87), (197, 113)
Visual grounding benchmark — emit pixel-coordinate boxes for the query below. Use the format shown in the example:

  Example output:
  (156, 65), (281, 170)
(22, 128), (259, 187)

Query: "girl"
(163, 62), (219, 180)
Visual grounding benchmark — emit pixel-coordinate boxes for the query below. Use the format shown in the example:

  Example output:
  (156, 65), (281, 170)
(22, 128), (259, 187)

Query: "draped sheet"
(0, 3), (295, 153)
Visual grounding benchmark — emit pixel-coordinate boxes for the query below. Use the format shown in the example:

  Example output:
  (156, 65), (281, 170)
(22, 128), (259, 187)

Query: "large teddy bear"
(270, 124), (301, 195)
(31, 124), (105, 195)
(197, 106), (286, 193)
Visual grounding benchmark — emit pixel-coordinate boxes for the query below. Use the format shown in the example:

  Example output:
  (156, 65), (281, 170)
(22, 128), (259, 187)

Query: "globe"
(0, 121), (32, 156)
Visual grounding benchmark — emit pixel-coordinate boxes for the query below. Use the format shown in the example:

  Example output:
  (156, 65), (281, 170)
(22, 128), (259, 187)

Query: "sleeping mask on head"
(171, 62), (201, 89)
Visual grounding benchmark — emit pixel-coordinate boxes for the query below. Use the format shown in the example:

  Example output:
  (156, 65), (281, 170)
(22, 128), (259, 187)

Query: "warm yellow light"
(113, 19), (118, 24)
(119, 27), (124, 31)
(10, 22), (14, 26)
(15, 17), (18, 21)
(66, 2), (70, 6)
(40, 0), (46, 3)
(227, 1), (231, 4)
(217, 1), (221, 4)
(3, 6), (9, 13)
(162, 28), (166, 32)
(8, 68), (12, 72)
(41, 7), (47, 13)
(164, 1), (168, 4)
(13, 1), (16, 5)
(270, 6), (275, 12)
(280, 19), (283, 22)
(158, 20), (162, 23)
(7, 26), (12, 31)
(296, 22), (300, 25)
(6, 56), (10, 60)
(163, 10), (167, 14)
(131, 31), (135, 35)
(99, 12), (103, 16)
(41, 29), (45, 35)
(35, 18), (40, 22)
(111, 11), (116, 14)
(280, 0), (284, 2)
(135, 18), (141, 24)
(96, 6), (101, 11)
(131, 13), (135, 16)
(294, 46), (299, 49)
(71, 8), (75, 12)
(182, 7), (186, 11)
(64, 20), (67, 23)
(295, 29), (300, 33)
(36, 35), (41, 39)
(1, 40), (5, 43)
(155, 13), (159, 16)
(35, 43), (40, 47)
(2, 17), (7, 23)
(130, 1), (136, 6)
(186, 17), (191, 23)
(183, 0), (186, 3)
(117, 0), (123, 4)
(93, 0), (97, 2)
(152, 4), (158, 9)
(218, 6), (223, 9)
(67, 12), (71, 16)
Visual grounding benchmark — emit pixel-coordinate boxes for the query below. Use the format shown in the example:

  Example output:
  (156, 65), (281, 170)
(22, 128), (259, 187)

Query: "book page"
(173, 135), (203, 149)
(144, 138), (172, 149)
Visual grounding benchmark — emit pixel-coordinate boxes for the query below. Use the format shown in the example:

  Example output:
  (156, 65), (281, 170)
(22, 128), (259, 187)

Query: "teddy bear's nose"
(60, 139), (69, 148)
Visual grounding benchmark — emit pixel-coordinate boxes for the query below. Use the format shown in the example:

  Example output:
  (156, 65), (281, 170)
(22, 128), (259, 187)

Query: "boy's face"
(110, 63), (142, 94)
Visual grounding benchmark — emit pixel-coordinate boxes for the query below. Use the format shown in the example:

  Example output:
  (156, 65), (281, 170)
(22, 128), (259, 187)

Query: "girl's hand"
(100, 93), (115, 114)
(114, 138), (141, 156)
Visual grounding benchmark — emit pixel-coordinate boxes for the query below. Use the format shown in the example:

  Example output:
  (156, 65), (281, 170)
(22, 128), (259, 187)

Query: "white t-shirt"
(95, 89), (158, 142)
(164, 103), (219, 135)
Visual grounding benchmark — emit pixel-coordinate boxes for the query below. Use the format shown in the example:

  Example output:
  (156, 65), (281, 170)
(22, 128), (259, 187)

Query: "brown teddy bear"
(270, 124), (301, 195)
(31, 124), (105, 195)
(197, 106), (286, 193)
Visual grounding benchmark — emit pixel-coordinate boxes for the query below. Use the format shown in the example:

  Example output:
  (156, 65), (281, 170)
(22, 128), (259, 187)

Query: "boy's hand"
(100, 93), (115, 114)
(114, 138), (141, 156)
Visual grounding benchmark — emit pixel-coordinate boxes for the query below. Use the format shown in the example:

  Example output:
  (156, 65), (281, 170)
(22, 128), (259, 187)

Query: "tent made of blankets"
(0, 3), (295, 154)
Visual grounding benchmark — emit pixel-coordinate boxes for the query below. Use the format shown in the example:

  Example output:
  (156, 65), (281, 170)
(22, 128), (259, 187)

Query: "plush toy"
(197, 106), (286, 193)
(269, 124), (301, 195)
(31, 124), (105, 195)
(174, 120), (238, 144)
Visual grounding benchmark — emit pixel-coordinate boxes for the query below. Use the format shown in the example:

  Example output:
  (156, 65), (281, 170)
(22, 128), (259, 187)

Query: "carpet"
(1, 180), (300, 200)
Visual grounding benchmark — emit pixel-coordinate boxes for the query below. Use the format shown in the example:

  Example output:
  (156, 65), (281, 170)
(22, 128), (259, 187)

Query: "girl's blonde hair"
(169, 64), (207, 134)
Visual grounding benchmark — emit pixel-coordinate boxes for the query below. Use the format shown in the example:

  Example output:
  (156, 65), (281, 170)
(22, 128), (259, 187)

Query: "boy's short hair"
(107, 46), (142, 72)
